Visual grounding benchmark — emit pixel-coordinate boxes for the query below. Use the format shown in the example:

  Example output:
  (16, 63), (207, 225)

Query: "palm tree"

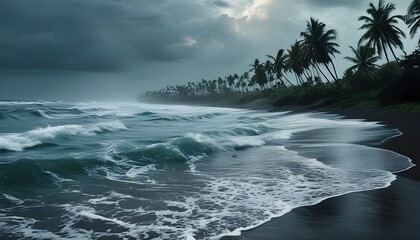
(358, 0), (406, 63)
(249, 59), (260, 73)
(285, 41), (309, 86)
(264, 59), (276, 89)
(406, 0), (420, 45)
(300, 17), (342, 91)
(227, 75), (235, 92)
(267, 49), (295, 86)
(344, 44), (380, 75)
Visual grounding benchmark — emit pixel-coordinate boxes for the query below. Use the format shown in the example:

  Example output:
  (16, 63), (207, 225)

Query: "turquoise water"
(0, 101), (413, 239)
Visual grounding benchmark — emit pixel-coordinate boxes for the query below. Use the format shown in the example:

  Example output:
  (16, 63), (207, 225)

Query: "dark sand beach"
(223, 107), (420, 240)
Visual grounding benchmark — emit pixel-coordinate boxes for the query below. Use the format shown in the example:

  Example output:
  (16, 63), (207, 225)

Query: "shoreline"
(222, 105), (420, 240)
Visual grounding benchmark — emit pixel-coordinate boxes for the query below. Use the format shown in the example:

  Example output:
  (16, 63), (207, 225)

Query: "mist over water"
(0, 101), (413, 239)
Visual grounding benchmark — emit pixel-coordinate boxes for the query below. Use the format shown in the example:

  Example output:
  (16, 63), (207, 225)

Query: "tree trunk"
(323, 63), (344, 96)
(382, 43), (390, 64)
(331, 61), (339, 80)
(386, 40), (400, 63)
(316, 64), (333, 85)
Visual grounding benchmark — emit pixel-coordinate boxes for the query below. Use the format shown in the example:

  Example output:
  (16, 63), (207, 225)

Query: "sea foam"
(0, 121), (127, 151)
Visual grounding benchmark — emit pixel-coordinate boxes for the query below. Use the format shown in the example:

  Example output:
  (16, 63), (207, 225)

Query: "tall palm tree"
(344, 44), (380, 74)
(267, 49), (295, 86)
(285, 41), (309, 86)
(300, 18), (340, 81)
(300, 17), (341, 90)
(406, 0), (420, 44)
(358, 0), (406, 63)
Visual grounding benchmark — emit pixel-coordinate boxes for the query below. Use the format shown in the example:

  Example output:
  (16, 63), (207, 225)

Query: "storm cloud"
(212, 0), (232, 8)
(0, 0), (230, 72)
(0, 0), (416, 100)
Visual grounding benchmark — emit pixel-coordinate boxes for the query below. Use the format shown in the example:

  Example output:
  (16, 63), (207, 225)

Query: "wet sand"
(223, 107), (420, 240)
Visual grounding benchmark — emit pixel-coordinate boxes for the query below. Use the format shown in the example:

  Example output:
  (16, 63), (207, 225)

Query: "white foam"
(87, 192), (134, 205)
(44, 171), (74, 183)
(126, 164), (157, 178)
(37, 109), (54, 119)
(0, 121), (127, 151)
(80, 210), (133, 227)
(227, 136), (265, 148)
(2, 193), (24, 205)
(0, 216), (63, 239)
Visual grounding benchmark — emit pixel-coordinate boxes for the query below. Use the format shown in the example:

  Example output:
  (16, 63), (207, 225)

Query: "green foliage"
(376, 61), (402, 85)
(345, 69), (376, 90)
(380, 67), (420, 105)
(400, 48), (420, 68)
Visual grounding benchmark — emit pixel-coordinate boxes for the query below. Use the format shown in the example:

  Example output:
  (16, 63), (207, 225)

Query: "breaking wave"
(0, 121), (127, 151)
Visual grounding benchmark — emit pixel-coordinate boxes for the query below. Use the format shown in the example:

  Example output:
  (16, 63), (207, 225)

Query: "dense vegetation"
(138, 0), (420, 111)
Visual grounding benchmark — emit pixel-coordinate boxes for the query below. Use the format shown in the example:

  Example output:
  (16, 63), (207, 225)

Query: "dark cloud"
(0, 0), (217, 72)
(212, 0), (231, 8)
(0, 0), (133, 72)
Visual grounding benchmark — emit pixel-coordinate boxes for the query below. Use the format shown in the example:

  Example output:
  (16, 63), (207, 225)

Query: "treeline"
(139, 0), (420, 109)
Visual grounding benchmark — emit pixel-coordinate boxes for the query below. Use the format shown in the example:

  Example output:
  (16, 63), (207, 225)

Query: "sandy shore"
(223, 107), (420, 240)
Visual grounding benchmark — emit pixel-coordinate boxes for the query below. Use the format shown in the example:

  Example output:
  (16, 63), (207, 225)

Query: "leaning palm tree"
(267, 49), (295, 86)
(344, 44), (380, 75)
(406, 0), (420, 45)
(300, 17), (342, 91)
(249, 59), (260, 73)
(255, 65), (269, 94)
(285, 41), (308, 86)
(358, 0), (406, 63)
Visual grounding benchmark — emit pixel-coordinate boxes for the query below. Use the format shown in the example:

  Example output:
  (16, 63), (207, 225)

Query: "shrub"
(380, 68), (420, 105)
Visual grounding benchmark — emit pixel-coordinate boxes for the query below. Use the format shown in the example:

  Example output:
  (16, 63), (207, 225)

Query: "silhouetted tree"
(301, 17), (342, 92)
(359, 0), (406, 63)
(406, 0), (420, 45)
(345, 44), (380, 74)
(286, 41), (309, 86)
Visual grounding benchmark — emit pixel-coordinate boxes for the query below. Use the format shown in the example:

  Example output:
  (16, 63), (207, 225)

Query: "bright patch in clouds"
(184, 36), (198, 47)
(221, 0), (272, 20)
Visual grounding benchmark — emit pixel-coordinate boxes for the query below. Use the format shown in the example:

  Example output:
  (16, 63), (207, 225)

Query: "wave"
(0, 159), (58, 186)
(0, 156), (119, 187)
(0, 121), (127, 151)
(37, 109), (53, 119)
(0, 107), (86, 120)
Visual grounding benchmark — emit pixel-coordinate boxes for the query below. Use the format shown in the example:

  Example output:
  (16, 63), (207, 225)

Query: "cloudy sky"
(0, 0), (417, 101)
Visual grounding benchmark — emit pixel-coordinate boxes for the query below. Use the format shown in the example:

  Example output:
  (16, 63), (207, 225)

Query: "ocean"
(0, 101), (413, 239)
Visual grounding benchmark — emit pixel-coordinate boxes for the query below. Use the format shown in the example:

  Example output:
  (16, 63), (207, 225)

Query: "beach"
(223, 107), (420, 240)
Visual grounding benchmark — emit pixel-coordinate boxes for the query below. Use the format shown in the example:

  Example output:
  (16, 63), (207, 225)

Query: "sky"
(0, 0), (417, 101)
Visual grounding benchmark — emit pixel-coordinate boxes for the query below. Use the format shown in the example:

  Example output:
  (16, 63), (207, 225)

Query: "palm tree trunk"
(314, 65), (322, 82)
(323, 63), (344, 95)
(316, 64), (333, 85)
(386, 40), (399, 63)
(303, 70), (310, 80)
(331, 62), (339, 80)
(294, 73), (300, 86)
(382, 43), (390, 63)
